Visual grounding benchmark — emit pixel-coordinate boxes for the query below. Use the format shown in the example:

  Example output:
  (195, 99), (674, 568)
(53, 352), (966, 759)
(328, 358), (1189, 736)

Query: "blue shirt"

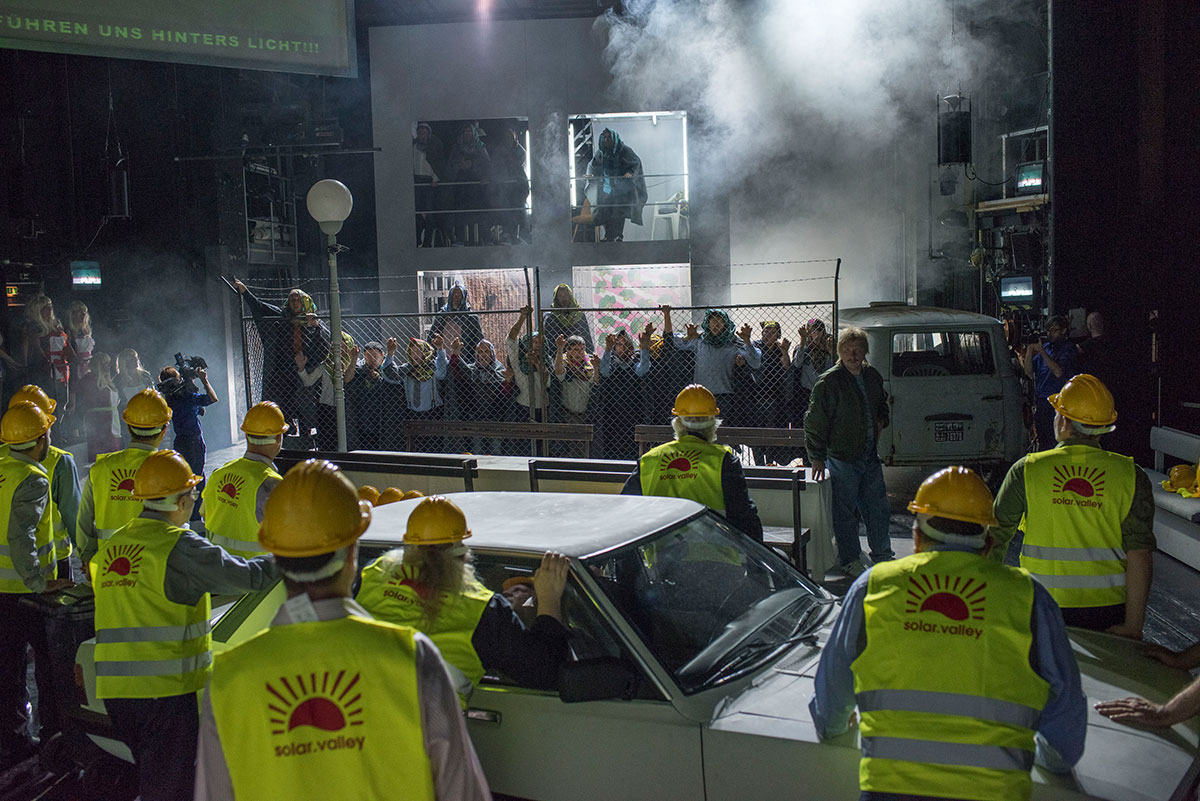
(168, 391), (216, 438)
(1033, 340), (1079, 399)
(598, 347), (652, 379)
(386, 351), (448, 412)
(809, 546), (1087, 773)
(671, 335), (761, 395)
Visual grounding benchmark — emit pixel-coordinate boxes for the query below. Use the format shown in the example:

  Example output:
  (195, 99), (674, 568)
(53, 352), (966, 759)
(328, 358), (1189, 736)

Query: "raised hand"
(450, 337), (463, 356)
(431, 334), (445, 350)
(782, 337), (792, 353)
(556, 334), (567, 350)
(232, 278), (247, 294)
(386, 337), (398, 356)
(684, 323), (699, 341)
(605, 333), (616, 350)
(738, 323), (753, 342)
(295, 352), (308, 369)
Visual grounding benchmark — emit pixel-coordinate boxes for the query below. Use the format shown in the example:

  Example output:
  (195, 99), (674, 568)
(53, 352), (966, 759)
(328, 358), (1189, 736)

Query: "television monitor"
(71, 261), (102, 289)
(999, 274), (1035, 303)
(1014, 161), (1045, 195)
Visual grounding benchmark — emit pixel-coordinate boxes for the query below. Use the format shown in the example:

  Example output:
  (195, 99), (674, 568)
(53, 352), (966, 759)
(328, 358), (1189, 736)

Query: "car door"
(465, 554), (704, 801)
(886, 328), (1007, 464)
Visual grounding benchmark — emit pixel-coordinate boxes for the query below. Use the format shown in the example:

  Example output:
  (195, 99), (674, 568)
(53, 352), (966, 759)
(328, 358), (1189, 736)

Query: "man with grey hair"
(992, 373), (1154, 637)
(805, 326), (893, 576)
(621, 383), (763, 541)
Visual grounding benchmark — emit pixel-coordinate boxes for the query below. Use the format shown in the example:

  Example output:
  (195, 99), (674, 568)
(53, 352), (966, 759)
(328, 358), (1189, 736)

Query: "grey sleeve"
(255, 476), (280, 523)
(164, 532), (279, 607)
(193, 688), (234, 801)
(415, 634), (491, 801)
(53, 455), (81, 544)
(9, 474), (50, 592)
(77, 473), (99, 567)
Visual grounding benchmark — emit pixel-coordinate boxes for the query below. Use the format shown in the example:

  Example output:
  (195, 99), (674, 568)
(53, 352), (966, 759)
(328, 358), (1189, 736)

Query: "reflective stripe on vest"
(852, 551), (1049, 801)
(90, 448), (154, 553)
(93, 517), (212, 699)
(639, 437), (730, 512)
(356, 556), (491, 696)
(201, 457), (280, 558)
(44, 447), (72, 560)
(208, 616), (435, 801)
(0, 455), (56, 593)
(1021, 445), (1135, 609)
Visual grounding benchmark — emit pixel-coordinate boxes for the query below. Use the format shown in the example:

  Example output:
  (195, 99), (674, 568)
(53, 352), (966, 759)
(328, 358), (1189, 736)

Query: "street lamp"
(306, 179), (353, 452)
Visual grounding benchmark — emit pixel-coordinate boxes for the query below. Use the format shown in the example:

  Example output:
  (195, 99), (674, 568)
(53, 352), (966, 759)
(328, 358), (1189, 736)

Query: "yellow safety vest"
(208, 615), (435, 801)
(93, 517), (212, 699)
(357, 557), (491, 696)
(202, 456), (281, 557)
(89, 447), (154, 548)
(1021, 445), (1135, 608)
(44, 446), (72, 561)
(640, 437), (730, 512)
(852, 550), (1049, 801)
(0, 455), (56, 593)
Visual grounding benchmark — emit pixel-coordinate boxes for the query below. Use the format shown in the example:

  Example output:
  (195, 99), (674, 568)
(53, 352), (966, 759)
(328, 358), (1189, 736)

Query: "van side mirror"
(559, 657), (638, 703)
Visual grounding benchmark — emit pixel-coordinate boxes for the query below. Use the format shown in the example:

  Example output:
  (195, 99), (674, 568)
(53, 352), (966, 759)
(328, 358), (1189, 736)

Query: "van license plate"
(934, 422), (965, 442)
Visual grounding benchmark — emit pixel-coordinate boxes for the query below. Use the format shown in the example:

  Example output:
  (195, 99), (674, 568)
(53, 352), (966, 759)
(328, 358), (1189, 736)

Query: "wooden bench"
(634, 425), (806, 457)
(404, 419), (595, 458)
(1145, 426), (1200, 570)
(527, 458), (635, 493)
(276, 449), (480, 492)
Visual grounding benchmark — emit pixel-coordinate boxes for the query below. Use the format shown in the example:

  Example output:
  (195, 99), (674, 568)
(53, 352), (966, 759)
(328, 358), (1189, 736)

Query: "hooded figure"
(429, 281), (484, 356)
(445, 122), (491, 244)
(233, 282), (330, 439)
(586, 128), (648, 242)
(541, 283), (594, 353)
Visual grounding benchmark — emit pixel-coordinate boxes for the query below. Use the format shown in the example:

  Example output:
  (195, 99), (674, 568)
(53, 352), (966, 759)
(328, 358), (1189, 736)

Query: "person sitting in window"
(444, 122), (491, 246)
(586, 128), (648, 242)
(413, 121), (445, 247)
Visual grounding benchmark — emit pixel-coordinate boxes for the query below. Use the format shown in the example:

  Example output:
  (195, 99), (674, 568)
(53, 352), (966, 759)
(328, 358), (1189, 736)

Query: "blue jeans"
(828, 453), (893, 565)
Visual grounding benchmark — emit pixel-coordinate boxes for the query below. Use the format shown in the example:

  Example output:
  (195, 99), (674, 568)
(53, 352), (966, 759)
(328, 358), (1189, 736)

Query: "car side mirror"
(558, 657), (637, 703)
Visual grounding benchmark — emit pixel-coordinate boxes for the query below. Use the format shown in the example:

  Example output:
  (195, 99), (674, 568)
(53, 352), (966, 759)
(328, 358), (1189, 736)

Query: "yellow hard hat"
(672, 384), (720, 417)
(8, 385), (56, 415)
(402, 489), (424, 500)
(356, 485), (380, 505)
(122, 389), (172, 429)
(907, 465), (998, 527)
(259, 459), (371, 557)
(377, 487), (405, 506)
(404, 496), (471, 546)
(1048, 373), (1117, 426)
(132, 450), (202, 499)
(241, 401), (289, 438)
(1167, 464), (1198, 491)
(0, 401), (54, 445)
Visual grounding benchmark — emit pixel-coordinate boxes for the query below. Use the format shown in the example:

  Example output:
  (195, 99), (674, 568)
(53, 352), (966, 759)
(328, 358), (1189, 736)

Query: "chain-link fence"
(240, 294), (836, 460)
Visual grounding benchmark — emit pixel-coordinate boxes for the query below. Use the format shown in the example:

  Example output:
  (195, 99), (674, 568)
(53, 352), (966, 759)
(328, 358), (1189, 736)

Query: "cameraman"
(157, 364), (217, 521)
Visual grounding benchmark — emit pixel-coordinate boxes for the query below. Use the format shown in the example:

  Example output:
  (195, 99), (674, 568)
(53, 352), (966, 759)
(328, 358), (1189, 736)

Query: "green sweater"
(991, 436), (1156, 560)
(803, 362), (889, 462)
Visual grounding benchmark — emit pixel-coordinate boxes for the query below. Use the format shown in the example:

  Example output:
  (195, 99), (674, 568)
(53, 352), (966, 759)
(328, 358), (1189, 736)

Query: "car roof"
(361, 491), (704, 558)
(840, 304), (1002, 328)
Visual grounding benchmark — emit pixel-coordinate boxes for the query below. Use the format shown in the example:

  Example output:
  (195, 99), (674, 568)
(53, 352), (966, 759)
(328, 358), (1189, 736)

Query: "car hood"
(706, 628), (1198, 801)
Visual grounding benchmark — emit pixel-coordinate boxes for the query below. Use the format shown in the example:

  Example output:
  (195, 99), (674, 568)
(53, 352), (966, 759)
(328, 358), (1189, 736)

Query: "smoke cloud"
(598, 0), (1039, 306)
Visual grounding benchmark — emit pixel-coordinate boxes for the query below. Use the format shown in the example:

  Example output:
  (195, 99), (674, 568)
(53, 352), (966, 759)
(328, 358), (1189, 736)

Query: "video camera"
(175, 352), (208, 382)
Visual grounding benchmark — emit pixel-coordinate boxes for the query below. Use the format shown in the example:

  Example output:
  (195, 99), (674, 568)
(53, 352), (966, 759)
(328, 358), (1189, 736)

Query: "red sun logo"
(905, 574), (985, 622)
(102, 544), (144, 578)
(267, 671), (364, 736)
(387, 564), (433, 599)
(1051, 465), (1106, 499)
(109, 468), (138, 497)
(660, 448), (701, 473)
(215, 473), (246, 501)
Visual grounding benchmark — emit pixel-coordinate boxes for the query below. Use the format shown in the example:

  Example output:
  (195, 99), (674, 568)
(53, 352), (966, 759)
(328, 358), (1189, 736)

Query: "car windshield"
(582, 513), (832, 695)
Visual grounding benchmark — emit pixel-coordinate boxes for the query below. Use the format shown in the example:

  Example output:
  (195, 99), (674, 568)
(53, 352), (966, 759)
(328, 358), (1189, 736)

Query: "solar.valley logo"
(268, 670), (366, 757)
(902, 574), (986, 641)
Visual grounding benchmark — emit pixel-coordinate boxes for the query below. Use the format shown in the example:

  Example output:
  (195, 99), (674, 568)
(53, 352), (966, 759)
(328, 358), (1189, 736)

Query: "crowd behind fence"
(240, 293), (836, 461)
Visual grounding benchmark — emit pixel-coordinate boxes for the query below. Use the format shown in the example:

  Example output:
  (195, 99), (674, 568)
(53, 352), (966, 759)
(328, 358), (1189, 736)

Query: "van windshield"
(891, 330), (995, 377)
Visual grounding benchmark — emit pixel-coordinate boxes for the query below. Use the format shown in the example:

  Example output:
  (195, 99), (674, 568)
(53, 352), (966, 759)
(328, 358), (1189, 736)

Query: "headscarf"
(517, 332), (547, 376)
(700, 309), (737, 348)
(549, 283), (584, 329)
(407, 337), (436, 382)
(284, 290), (317, 323)
(325, 331), (356, 381)
(472, 339), (506, 385)
(440, 281), (471, 313)
(561, 338), (594, 383)
(610, 329), (636, 364)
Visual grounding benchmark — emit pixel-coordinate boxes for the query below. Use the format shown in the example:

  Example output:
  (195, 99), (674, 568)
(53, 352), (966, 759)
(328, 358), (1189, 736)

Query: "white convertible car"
(76, 492), (1198, 801)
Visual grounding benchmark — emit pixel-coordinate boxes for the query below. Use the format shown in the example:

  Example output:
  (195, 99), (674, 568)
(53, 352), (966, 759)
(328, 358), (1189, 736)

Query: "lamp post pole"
(306, 179), (354, 453)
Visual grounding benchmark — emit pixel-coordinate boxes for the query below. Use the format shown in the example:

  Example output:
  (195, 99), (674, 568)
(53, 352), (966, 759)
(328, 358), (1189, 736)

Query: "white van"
(839, 303), (1027, 474)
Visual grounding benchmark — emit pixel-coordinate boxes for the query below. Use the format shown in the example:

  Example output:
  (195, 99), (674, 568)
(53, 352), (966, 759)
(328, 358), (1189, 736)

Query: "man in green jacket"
(804, 326), (893, 576)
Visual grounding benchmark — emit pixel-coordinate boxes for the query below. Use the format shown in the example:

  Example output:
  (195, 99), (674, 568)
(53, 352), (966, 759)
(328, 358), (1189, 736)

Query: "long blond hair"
(385, 544), (477, 628)
(91, 352), (116, 393)
(24, 295), (60, 337)
(66, 301), (92, 337)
